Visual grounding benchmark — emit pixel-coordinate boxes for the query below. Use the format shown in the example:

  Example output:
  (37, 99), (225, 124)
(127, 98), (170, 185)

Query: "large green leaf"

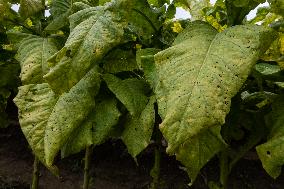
(14, 83), (59, 172)
(44, 1), (130, 94)
(103, 74), (155, 157)
(44, 0), (161, 94)
(13, 34), (102, 167)
(152, 21), (276, 154)
(44, 66), (100, 166)
(103, 74), (150, 116)
(122, 96), (156, 158)
(15, 36), (59, 84)
(176, 126), (225, 185)
(61, 96), (121, 157)
(256, 96), (284, 178)
(14, 66), (101, 167)
(144, 21), (276, 183)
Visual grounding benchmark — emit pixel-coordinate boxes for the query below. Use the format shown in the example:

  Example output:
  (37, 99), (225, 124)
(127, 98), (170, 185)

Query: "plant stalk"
(83, 145), (93, 189)
(150, 146), (161, 189)
(31, 156), (40, 189)
(219, 151), (229, 189)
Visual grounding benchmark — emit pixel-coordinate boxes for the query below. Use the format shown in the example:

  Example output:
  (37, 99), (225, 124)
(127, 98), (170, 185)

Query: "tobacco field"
(0, 0), (284, 188)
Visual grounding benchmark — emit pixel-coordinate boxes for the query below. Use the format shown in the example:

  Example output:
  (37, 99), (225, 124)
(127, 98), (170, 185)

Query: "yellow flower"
(172, 22), (183, 33)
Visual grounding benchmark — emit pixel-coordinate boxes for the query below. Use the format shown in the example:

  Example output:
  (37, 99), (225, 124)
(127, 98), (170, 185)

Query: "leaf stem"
(150, 146), (161, 189)
(219, 151), (229, 189)
(83, 145), (93, 189)
(31, 156), (40, 189)
(150, 111), (162, 189)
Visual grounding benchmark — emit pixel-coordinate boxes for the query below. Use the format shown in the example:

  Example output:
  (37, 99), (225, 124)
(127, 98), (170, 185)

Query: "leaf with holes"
(44, 0), (161, 94)
(152, 21), (277, 154)
(15, 36), (59, 84)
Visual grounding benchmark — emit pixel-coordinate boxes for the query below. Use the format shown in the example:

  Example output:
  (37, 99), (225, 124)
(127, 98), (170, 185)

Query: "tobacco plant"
(1, 0), (284, 188)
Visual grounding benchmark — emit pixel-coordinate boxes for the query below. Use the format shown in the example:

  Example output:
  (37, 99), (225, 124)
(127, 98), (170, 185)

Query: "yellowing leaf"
(144, 21), (277, 182)
(14, 83), (59, 173)
(15, 36), (59, 84)
(44, 2), (128, 94)
(44, 0), (160, 94)
(13, 35), (102, 168)
(155, 21), (276, 153)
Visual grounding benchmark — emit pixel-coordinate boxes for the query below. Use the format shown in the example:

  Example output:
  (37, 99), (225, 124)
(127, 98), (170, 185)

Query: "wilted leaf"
(13, 35), (102, 167)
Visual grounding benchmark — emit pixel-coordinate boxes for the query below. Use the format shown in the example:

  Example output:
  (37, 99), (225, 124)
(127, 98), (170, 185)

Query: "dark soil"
(1, 123), (284, 189)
